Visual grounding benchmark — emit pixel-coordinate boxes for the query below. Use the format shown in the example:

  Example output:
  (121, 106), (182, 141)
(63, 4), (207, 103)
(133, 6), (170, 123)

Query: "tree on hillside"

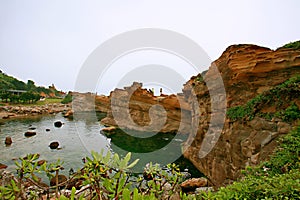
(27, 80), (36, 91)
(0, 92), (10, 103)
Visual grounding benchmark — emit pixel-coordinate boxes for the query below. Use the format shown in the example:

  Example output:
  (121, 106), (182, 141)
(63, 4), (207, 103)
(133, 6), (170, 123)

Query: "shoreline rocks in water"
(49, 141), (60, 149)
(0, 103), (70, 120)
(100, 126), (116, 136)
(24, 131), (37, 137)
(4, 137), (12, 145)
(54, 121), (63, 128)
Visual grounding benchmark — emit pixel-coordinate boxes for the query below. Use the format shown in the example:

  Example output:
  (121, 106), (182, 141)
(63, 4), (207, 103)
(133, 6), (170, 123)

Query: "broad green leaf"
(133, 188), (139, 200)
(127, 159), (140, 169)
(122, 188), (131, 200)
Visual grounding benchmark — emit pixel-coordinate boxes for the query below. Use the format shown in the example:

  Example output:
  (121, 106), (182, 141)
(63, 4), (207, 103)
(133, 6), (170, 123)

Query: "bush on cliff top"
(281, 40), (300, 50)
(61, 92), (73, 104)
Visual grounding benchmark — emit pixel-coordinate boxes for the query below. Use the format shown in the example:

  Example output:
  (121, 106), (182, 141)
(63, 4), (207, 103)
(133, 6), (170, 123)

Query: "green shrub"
(227, 75), (300, 121)
(281, 40), (300, 50)
(61, 92), (73, 104)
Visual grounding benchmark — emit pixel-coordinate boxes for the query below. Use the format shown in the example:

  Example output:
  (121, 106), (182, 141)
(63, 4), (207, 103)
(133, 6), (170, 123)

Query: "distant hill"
(0, 70), (64, 99)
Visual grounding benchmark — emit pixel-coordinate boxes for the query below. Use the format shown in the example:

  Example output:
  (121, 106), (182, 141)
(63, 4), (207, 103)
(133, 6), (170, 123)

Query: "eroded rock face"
(182, 44), (300, 187)
(100, 82), (192, 133)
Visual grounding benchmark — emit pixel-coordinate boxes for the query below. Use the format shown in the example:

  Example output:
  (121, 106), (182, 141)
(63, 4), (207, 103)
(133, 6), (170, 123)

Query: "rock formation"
(64, 43), (300, 187)
(182, 44), (300, 187)
(100, 82), (192, 133)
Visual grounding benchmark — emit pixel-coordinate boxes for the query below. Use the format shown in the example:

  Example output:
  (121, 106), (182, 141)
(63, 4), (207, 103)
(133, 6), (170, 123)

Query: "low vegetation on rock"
(227, 75), (300, 121)
(280, 40), (300, 50)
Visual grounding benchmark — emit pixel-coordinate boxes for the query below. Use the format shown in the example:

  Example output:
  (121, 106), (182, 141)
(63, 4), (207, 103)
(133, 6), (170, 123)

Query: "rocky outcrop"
(182, 44), (300, 187)
(71, 92), (110, 113)
(0, 103), (69, 119)
(100, 82), (192, 133)
(65, 92), (110, 119)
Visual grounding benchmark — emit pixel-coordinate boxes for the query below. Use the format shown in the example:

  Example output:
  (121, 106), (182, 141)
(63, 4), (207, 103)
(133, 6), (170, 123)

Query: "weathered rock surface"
(64, 92), (110, 119)
(101, 82), (192, 133)
(100, 126), (116, 136)
(181, 177), (208, 192)
(182, 44), (300, 187)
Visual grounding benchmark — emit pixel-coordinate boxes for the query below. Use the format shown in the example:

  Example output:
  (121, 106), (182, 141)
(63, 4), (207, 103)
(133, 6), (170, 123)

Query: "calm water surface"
(0, 112), (194, 176)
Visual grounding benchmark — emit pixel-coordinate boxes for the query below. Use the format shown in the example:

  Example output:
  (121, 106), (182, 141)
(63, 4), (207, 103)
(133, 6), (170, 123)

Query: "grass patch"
(11, 98), (62, 107)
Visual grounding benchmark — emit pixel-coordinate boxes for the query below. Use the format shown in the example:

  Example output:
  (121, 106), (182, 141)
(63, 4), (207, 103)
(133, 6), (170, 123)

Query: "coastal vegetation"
(280, 40), (300, 50)
(227, 75), (300, 122)
(0, 70), (63, 104)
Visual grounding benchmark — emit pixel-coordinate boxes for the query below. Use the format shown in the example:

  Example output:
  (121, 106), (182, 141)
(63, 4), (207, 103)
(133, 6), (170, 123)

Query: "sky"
(0, 0), (299, 95)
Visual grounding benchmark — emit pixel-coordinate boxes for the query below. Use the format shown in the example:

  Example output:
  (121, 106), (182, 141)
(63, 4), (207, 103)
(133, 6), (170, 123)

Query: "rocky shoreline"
(0, 103), (70, 120)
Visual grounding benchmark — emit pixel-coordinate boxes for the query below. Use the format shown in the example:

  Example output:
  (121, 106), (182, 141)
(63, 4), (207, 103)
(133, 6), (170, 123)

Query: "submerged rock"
(24, 131), (36, 137)
(4, 137), (12, 145)
(49, 141), (59, 149)
(54, 121), (63, 128)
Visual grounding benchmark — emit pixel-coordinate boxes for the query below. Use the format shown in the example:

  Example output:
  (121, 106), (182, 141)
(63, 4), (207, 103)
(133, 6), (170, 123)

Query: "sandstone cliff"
(69, 43), (300, 187)
(182, 44), (300, 187)
(101, 82), (192, 133)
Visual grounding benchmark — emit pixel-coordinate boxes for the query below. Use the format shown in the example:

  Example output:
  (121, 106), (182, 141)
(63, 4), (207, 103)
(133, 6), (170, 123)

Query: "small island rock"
(5, 137), (12, 145)
(54, 121), (63, 128)
(49, 141), (59, 149)
(24, 131), (36, 137)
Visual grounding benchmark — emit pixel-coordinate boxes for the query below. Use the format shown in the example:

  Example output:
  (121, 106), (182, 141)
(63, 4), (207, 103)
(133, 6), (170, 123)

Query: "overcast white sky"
(0, 0), (299, 95)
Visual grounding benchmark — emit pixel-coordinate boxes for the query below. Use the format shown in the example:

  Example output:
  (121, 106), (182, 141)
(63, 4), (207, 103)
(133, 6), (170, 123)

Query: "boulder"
(49, 141), (59, 149)
(24, 131), (37, 137)
(5, 137), (12, 145)
(54, 121), (63, 128)
(180, 177), (208, 192)
(63, 110), (73, 118)
(46, 128), (51, 132)
(100, 126), (116, 136)
(50, 174), (68, 187)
